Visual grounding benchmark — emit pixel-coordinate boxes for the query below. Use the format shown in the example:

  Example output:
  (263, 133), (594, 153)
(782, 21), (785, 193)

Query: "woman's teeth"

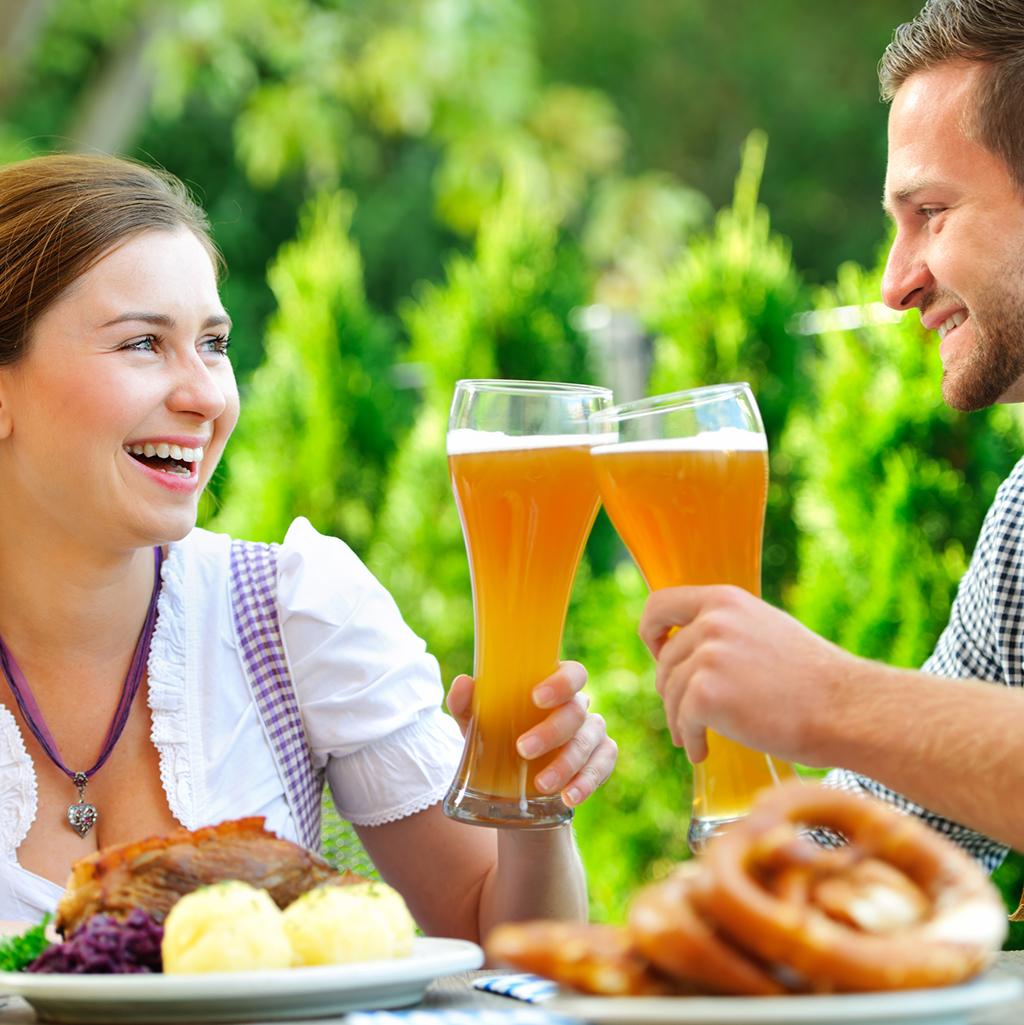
(938, 311), (967, 338)
(126, 443), (204, 462)
(124, 443), (205, 477)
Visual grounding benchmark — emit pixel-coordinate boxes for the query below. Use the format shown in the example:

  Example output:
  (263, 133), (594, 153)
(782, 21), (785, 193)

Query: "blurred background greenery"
(3, 0), (1022, 944)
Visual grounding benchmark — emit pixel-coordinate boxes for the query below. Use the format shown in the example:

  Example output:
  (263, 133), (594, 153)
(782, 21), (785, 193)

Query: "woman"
(0, 154), (617, 938)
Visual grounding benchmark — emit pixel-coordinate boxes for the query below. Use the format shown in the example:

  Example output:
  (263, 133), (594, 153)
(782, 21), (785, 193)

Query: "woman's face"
(0, 228), (240, 551)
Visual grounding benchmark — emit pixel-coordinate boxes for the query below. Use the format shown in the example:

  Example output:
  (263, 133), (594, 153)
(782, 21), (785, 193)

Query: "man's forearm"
(821, 659), (1024, 849)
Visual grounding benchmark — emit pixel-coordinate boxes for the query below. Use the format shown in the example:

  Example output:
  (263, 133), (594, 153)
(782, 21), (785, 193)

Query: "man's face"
(882, 61), (1024, 410)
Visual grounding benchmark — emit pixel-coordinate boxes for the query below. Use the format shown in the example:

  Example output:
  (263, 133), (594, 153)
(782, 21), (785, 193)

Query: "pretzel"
(628, 863), (785, 996)
(484, 921), (679, 996)
(696, 781), (1007, 992)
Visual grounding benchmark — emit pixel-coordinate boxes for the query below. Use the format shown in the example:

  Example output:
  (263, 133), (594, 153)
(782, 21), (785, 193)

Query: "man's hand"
(639, 585), (860, 766)
(446, 661), (618, 807)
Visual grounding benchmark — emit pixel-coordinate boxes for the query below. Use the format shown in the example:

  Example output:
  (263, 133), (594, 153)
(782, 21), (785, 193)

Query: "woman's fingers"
(532, 660), (587, 708)
(446, 674), (474, 735)
(516, 693), (589, 760)
(454, 660), (619, 807)
(538, 718), (617, 806)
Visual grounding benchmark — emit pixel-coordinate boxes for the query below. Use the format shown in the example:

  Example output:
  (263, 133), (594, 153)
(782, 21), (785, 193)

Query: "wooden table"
(1, 954), (1022, 1023)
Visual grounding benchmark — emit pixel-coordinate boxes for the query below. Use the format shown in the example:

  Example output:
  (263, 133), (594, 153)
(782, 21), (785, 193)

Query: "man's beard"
(937, 287), (1024, 411)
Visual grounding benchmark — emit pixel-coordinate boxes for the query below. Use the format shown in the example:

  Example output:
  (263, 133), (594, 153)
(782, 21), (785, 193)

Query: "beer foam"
(590, 428), (767, 456)
(447, 428), (616, 455)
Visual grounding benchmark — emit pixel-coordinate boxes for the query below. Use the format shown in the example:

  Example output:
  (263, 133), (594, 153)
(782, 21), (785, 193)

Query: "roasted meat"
(56, 817), (348, 936)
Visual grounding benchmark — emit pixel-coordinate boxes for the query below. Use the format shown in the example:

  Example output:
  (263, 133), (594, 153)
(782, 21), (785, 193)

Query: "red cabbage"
(27, 910), (163, 974)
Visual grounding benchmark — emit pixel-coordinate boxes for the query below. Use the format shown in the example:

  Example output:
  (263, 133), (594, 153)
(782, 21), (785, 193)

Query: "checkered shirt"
(824, 455), (1024, 872)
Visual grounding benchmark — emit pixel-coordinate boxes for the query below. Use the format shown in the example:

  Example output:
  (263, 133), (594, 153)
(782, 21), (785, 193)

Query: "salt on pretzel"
(628, 863), (785, 996)
(484, 921), (679, 996)
(696, 781), (1007, 992)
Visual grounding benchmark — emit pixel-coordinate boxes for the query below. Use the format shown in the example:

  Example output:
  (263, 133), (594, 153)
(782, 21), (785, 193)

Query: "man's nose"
(881, 233), (932, 311)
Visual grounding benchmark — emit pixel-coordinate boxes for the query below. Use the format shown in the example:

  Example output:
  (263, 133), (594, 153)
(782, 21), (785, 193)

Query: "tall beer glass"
(589, 383), (796, 851)
(443, 379), (612, 827)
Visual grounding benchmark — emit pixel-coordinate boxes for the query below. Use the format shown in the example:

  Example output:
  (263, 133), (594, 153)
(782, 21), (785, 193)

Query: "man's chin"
(940, 361), (1024, 412)
(994, 375), (1024, 406)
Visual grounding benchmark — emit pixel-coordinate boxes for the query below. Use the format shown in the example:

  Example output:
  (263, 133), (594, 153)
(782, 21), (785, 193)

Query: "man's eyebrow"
(881, 178), (949, 217)
(99, 311), (233, 330)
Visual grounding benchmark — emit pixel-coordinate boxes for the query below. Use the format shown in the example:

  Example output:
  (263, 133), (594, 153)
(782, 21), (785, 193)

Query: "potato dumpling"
(161, 880), (292, 973)
(283, 881), (416, 966)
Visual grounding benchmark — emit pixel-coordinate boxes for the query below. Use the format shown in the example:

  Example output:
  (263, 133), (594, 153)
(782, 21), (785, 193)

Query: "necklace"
(0, 547), (163, 837)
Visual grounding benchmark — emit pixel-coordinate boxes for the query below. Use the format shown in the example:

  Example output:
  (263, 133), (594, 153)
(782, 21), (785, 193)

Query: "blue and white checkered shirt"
(825, 455), (1024, 872)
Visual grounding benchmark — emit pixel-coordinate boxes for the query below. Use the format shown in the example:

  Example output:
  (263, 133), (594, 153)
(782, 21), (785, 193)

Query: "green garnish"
(0, 914), (53, 972)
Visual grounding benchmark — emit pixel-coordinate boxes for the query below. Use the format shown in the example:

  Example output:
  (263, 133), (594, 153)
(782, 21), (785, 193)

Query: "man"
(640, 0), (1024, 866)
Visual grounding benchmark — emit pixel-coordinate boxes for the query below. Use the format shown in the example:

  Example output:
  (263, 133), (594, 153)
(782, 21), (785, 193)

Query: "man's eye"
(124, 336), (156, 352)
(920, 206), (945, 221)
(201, 335), (231, 356)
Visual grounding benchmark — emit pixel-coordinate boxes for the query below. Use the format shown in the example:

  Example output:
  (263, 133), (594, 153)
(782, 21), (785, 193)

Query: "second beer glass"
(443, 379), (612, 827)
(589, 383), (797, 851)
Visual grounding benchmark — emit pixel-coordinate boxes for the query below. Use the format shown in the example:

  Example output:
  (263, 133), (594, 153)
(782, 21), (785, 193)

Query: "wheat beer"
(447, 430), (603, 819)
(591, 431), (796, 826)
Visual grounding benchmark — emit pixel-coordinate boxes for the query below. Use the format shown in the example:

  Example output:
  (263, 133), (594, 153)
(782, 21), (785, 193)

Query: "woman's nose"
(167, 354), (229, 421)
(881, 233), (932, 311)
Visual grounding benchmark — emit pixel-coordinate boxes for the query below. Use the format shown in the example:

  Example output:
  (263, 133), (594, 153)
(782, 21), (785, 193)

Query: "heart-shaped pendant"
(67, 801), (98, 837)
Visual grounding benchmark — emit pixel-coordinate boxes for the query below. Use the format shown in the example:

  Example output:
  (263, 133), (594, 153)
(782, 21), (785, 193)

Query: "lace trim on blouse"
(327, 710), (463, 827)
(146, 543), (191, 828)
(0, 706), (37, 857)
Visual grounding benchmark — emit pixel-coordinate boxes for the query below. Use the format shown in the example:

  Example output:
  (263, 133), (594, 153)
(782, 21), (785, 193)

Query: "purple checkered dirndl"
(230, 540), (324, 849)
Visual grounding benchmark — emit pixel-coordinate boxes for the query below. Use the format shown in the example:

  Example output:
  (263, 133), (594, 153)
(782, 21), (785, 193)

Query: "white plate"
(548, 973), (1023, 1025)
(0, 936), (483, 1024)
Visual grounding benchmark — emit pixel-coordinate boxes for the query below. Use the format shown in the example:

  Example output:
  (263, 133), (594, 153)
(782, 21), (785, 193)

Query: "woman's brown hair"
(0, 153), (220, 366)
(879, 0), (1024, 192)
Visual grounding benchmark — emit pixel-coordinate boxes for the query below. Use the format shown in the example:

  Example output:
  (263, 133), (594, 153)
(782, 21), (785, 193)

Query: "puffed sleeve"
(276, 517), (465, 826)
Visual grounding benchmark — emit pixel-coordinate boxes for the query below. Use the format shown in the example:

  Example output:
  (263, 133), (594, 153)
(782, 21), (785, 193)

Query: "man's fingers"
(640, 586), (709, 656)
(653, 623), (701, 698)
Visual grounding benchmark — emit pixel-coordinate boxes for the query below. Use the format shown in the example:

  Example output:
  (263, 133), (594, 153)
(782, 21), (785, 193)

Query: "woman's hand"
(446, 661), (618, 807)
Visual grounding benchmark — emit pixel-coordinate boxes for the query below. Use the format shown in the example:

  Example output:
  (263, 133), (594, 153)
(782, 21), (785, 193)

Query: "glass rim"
(589, 382), (755, 424)
(454, 378), (613, 398)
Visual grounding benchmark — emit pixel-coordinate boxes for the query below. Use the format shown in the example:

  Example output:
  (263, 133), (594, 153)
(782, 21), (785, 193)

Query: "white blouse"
(0, 518), (465, 921)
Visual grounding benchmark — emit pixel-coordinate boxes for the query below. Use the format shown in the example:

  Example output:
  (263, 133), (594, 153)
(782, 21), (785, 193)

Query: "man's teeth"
(125, 443), (205, 462)
(938, 311), (966, 339)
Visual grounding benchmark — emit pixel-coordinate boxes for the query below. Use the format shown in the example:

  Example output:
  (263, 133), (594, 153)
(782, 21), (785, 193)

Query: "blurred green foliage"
(3, 0), (1022, 944)
(644, 131), (810, 603)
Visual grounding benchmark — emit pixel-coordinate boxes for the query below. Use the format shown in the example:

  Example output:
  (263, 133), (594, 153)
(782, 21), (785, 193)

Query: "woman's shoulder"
(176, 518), (395, 626)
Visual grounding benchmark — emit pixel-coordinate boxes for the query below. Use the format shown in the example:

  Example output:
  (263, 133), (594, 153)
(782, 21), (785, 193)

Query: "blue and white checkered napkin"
(346, 1009), (573, 1025)
(471, 974), (559, 1003)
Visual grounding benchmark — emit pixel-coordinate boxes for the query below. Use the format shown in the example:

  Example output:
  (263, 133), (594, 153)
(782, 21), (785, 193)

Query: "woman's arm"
(355, 806), (586, 940)
(355, 662), (614, 941)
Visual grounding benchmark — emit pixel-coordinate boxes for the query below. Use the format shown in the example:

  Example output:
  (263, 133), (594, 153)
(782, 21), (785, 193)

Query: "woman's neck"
(0, 537), (160, 665)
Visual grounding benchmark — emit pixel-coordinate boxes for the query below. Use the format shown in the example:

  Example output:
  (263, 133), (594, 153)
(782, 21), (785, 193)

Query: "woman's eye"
(124, 336), (156, 352)
(920, 206), (945, 221)
(201, 335), (231, 356)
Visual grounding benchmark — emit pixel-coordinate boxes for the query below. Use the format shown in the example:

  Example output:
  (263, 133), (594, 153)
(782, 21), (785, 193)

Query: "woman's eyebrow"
(99, 311), (232, 330)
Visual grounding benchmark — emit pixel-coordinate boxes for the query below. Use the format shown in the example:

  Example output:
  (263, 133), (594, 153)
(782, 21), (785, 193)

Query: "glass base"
(687, 812), (745, 854)
(442, 784), (573, 828)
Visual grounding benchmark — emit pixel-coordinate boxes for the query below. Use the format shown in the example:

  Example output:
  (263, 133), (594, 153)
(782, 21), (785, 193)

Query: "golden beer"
(448, 439), (602, 808)
(591, 433), (796, 829)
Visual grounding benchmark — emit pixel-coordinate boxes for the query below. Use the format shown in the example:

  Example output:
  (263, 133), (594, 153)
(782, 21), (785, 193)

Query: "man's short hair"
(880, 0), (1024, 191)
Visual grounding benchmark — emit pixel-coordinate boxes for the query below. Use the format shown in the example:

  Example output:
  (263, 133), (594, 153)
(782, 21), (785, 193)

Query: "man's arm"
(639, 584), (1024, 851)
